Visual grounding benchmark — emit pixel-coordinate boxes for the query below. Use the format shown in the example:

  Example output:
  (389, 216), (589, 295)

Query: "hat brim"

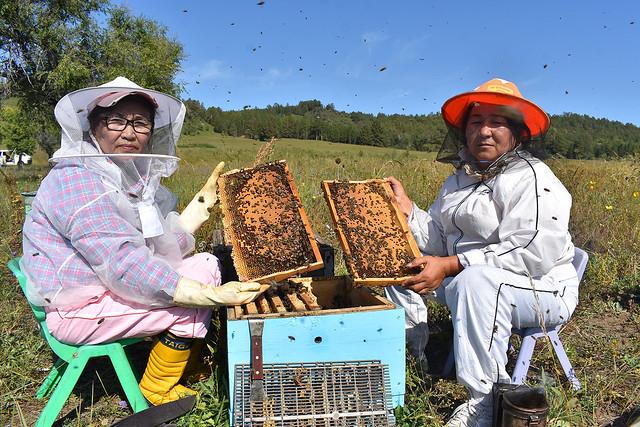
(441, 91), (550, 138)
(56, 84), (184, 130)
(89, 91), (159, 112)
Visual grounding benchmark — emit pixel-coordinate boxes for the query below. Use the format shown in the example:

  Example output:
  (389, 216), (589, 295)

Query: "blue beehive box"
(226, 276), (405, 426)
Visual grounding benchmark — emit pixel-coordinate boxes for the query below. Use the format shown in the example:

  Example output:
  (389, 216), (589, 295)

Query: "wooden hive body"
(322, 179), (421, 286)
(218, 161), (323, 282)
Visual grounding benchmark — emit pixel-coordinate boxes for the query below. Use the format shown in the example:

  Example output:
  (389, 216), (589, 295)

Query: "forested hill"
(182, 99), (640, 159)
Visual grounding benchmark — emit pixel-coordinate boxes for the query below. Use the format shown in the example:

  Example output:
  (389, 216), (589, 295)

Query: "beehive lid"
(218, 161), (324, 283)
(322, 179), (421, 286)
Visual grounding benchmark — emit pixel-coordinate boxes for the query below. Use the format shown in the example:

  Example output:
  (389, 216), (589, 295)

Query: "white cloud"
(198, 59), (228, 80)
(242, 67), (293, 88)
(521, 75), (544, 89)
(179, 59), (230, 84)
(392, 34), (432, 63)
(361, 31), (390, 46)
(266, 67), (283, 79)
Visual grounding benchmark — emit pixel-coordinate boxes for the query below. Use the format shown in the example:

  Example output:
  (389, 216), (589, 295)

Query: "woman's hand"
(402, 255), (463, 294)
(178, 161), (225, 234)
(386, 176), (413, 218)
(173, 277), (271, 307)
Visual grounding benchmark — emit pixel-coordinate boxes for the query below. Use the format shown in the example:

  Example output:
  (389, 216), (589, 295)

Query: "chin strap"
(461, 147), (521, 181)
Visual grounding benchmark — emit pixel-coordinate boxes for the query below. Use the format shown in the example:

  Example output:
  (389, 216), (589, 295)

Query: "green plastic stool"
(7, 257), (149, 427)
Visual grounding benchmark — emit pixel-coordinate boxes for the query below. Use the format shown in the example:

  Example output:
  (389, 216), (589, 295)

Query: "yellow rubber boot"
(139, 333), (198, 406)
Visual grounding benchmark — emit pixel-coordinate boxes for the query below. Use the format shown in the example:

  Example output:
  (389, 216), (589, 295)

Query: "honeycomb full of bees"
(218, 160), (324, 283)
(322, 179), (422, 286)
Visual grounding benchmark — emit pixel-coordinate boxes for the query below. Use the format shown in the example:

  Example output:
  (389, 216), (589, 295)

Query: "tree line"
(182, 99), (640, 159)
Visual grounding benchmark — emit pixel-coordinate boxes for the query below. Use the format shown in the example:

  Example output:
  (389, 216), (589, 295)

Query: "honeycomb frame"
(322, 179), (422, 286)
(218, 161), (323, 283)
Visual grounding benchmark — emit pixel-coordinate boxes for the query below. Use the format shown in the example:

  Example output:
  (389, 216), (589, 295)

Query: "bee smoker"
(492, 383), (549, 427)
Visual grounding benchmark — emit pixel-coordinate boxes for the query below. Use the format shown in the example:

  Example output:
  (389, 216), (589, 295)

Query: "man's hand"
(402, 255), (463, 294)
(178, 162), (225, 234)
(386, 176), (413, 218)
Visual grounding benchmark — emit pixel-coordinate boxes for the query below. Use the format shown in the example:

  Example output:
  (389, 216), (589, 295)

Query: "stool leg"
(547, 329), (582, 390)
(35, 354), (89, 427)
(36, 358), (66, 399)
(511, 333), (536, 384)
(108, 346), (149, 412)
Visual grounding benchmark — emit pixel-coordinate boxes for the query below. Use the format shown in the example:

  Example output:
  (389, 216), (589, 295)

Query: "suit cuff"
(458, 249), (485, 267)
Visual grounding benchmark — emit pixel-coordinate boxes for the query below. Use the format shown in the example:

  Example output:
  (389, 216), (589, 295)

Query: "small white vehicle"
(0, 149), (32, 166)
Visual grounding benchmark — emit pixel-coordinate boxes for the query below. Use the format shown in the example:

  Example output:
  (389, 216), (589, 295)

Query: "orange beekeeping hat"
(441, 78), (550, 138)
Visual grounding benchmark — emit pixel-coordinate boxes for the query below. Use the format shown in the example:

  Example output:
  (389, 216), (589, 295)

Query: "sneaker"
(445, 398), (493, 427)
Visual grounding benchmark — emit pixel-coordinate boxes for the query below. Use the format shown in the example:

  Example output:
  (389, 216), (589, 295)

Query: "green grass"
(1, 132), (639, 426)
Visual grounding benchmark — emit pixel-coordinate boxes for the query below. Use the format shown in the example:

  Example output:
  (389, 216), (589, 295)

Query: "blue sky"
(115, 0), (640, 125)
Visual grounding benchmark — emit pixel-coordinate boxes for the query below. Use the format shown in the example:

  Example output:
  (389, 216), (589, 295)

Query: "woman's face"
(91, 97), (153, 155)
(464, 103), (518, 168)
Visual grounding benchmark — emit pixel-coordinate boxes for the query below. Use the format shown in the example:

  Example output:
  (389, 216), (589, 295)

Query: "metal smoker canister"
(501, 387), (549, 427)
(20, 191), (38, 216)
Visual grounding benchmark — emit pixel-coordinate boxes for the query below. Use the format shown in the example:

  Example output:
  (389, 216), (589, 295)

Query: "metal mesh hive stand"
(233, 361), (395, 427)
(227, 277), (405, 426)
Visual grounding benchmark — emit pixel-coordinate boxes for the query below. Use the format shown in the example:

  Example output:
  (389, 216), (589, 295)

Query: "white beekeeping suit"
(387, 149), (579, 393)
(384, 78), (580, 426)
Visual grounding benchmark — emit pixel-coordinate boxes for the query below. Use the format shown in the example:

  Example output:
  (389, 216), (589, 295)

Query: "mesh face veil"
(51, 77), (186, 238)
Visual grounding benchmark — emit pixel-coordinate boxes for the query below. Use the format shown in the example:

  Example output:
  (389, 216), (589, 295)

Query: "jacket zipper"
(451, 182), (482, 255)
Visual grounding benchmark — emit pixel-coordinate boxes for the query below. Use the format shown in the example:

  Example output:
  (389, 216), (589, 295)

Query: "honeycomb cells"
(324, 180), (420, 283)
(218, 161), (322, 282)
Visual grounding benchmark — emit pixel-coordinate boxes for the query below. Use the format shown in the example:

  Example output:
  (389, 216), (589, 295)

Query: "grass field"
(1, 132), (639, 426)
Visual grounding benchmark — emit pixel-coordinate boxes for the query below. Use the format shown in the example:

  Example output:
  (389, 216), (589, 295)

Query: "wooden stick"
(252, 262), (324, 284)
(255, 295), (271, 314)
(283, 292), (307, 312)
(298, 292), (321, 311)
(268, 292), (288, 313)
(244, 302), (258, 315)
(233, 305), (243, 319)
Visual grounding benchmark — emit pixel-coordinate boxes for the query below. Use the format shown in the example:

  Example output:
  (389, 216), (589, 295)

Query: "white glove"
(173, 276), (270, 307)
(178, 161), (225, 234)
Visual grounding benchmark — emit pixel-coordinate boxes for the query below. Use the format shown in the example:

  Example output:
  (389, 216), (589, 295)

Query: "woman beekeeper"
(386, 78), (579, 426)
(21, 76), (268, 405)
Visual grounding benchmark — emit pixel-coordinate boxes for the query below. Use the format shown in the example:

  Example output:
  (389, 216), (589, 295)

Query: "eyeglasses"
(104, 116), (153, 134)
